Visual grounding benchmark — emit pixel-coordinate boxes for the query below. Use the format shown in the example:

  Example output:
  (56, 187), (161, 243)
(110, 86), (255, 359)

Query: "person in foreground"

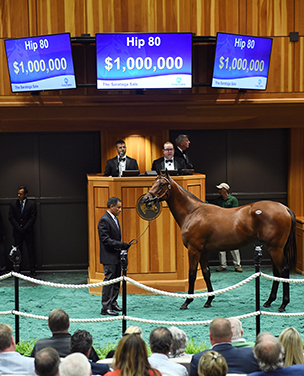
(228, 317), (255, 348)
(198, 351), (228, 376)
(249, 332), (304, 376)
(279, 327), (304, 366)
(0, 323), (35, 375)
(148, 326), (188, 376)
(104, 139), (139, 177)
(70, 329), (109, 375)
(98, 197), (130, 316)
(104, 333), (161, 376)
(34, 347), (60, 376)
(189, 317), (259, 376)
(59, 352), (92, 376)
(168, 326), (191, 359)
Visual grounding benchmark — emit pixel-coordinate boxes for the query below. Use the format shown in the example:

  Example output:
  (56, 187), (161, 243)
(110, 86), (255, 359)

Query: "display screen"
(96, 33), (192, 89)
(212, 32), (272, 90)
(4, 33), (76, 92)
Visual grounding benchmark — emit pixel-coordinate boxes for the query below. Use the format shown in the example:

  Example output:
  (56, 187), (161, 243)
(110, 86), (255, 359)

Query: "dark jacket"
(104, 156), (139, 177)
(151, 156), (187, 172)
(9, 198), (36, 237)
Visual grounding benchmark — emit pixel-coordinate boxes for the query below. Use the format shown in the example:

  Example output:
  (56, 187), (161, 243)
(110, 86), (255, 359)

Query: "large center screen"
(96, 33), (192, 89)
(5, 33), (76, 92)
(212, 32), (273, 90)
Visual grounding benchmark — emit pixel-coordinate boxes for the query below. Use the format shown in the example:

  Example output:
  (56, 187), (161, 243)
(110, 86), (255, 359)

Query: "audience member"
(250, 332), (304, 375)
(70, 329), (109, 375)
(175, 134), (193, 169)
(228, 317), (254, 347)
(198, 351), (228, 376)
(104, 139), (139, 177)
(149, 326), (188, 376)
(105, 333), (161, 376)
(59, 352), (91, 376)
(190, 317), (259, 376)
(105, 325), (143, 358)
(31, 308), (99, 361)
(152, 141), (187, 172)
(0, 323), (36, 375)
(279, 327), (304, 366)
(168, 326), (191, 358)
(35, 347), (60, 376)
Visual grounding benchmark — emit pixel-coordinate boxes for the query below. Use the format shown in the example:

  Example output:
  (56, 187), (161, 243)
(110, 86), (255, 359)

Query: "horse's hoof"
(263, 301), (272, 308)
(278, 306), (286, 312)
(204, 303), (212, 308)
(180, 303), (188, 310)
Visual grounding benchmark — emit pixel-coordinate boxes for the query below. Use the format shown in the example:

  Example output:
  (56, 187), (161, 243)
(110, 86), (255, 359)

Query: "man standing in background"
(175, 134), (193, 169)
(9, 186), (37, 276)
(215, 182), (243, 273)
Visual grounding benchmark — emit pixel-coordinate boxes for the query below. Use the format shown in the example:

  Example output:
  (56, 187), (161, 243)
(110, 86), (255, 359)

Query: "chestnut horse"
(144, 171), (297, 312)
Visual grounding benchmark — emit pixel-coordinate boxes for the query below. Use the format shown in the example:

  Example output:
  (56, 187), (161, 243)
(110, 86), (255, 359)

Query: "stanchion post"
(8, 246), (22, 344)
(120, 250), (128, 335)
(254, 245), (263, 337)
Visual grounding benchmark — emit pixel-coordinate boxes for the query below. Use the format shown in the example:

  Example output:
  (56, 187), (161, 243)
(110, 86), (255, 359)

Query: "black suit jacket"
(104, 156), (139, 177)
(151, 156), (187, 172)
(9, 198), (36, 237)
(190, 343), (260, 376)
(174, 147), (193, 169)
(0, 211), (5, 239)
(98, 211), (126, 265)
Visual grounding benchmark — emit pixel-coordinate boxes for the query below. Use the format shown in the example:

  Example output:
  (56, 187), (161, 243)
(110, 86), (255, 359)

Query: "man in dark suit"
(0, 210), (6, 273)
(104, 139), (139, 177)
(175, 134), (193, 169)
(152, 141), (187, 172)
(98, 197), (130, 316)
(190, 317), (260, 376)
(9, 186), (37, 276)
(250, 332), (304, 376)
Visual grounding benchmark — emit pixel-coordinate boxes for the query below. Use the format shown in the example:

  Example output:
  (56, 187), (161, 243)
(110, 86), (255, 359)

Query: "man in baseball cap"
(214, 182), (243, 273)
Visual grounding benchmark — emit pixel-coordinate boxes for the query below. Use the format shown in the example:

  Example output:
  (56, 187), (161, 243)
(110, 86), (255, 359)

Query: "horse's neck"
(166, 182), (198, 226)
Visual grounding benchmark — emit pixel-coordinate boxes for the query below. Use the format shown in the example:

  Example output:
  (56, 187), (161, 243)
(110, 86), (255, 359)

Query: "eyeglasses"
(163, 148), (174, 151)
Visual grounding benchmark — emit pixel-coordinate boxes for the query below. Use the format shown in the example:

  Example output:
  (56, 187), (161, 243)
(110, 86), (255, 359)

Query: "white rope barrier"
(2, 271), (304, 328)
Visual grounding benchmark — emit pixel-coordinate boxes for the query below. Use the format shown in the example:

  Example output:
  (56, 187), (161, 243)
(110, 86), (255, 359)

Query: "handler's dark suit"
(9, 198), (37, 273)
(175, 147), (193, 169)
(104, 156), (139, 177)
(98, 211), (129, 311)
(190, 343), (260, 376)
(151, 156), (187, 172)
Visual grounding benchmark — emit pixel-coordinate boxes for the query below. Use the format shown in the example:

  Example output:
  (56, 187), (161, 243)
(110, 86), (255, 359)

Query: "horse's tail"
(284, 208), (297, 272)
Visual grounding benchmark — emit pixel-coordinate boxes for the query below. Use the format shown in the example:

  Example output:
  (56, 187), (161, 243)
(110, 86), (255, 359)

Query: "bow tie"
(165, 159), (173, 163)
(119, 157), (126, 162)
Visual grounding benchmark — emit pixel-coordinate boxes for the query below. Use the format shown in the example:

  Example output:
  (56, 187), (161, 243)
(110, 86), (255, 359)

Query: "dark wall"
(0, 132), (100, 271)
(170, 128), (288, 267)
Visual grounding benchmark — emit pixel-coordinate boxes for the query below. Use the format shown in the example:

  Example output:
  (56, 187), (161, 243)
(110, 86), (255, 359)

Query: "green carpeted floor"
(1, 266), (304, 350)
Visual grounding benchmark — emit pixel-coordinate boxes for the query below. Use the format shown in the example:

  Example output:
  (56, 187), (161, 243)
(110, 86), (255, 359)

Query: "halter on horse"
(144, 171), (297, 312)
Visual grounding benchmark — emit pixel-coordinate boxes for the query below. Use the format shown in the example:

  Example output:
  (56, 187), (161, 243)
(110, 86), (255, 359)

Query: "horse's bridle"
(148, 176), (171, 202)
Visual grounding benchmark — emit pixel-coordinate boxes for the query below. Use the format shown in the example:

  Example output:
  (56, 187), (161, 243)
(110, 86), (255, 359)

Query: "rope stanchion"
(254, 245), (263, 336)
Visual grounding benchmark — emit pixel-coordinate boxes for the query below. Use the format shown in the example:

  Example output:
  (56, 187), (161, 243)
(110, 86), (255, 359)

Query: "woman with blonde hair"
(104, 333), (161, 376)
(279, 327), (304, 366)
(198, 351), (228, 376)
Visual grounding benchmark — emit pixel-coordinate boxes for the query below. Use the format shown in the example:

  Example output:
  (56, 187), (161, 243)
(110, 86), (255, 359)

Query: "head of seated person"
(168, 326), (188, 358)
(279, 327), (304, 366)
(198, 351), (228, 376)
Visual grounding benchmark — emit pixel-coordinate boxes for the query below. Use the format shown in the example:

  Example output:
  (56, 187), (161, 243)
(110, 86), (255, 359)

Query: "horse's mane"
(165, 174), (206, 204)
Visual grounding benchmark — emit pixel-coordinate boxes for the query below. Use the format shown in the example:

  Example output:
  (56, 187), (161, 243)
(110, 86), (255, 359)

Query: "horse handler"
(214, 182), (243, 273)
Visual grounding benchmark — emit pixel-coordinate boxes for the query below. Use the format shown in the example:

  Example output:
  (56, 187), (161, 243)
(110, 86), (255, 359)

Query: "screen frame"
(4, 32), (77, 93)
(211, 32), (273, 91)
(96, 32), (193, 90)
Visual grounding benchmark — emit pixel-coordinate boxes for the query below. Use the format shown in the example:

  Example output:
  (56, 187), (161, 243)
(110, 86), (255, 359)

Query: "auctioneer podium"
(87, 173), (206, 294)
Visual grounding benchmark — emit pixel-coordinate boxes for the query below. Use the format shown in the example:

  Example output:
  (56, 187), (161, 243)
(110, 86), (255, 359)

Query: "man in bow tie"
(104, 139), (139, 177)
(151, 141), (187, 173)
(98, 197), (130, 316)
(8, 186), (37, 276)
(174, 134), (194, 169)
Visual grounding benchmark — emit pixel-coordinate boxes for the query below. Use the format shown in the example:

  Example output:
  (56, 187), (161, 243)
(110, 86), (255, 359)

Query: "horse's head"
(143, 170), (172, 207)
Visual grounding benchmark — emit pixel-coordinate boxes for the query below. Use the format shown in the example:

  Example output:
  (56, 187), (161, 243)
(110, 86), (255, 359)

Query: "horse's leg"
(180, 248), (200, 310)
(200, 253), (214, 308)
(263, 261), (280, 308)
(278, 265), (290, 312)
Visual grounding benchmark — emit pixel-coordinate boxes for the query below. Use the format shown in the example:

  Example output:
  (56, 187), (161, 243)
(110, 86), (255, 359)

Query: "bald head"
(254, 332), (284, 372)
(209, 317), (232, 345)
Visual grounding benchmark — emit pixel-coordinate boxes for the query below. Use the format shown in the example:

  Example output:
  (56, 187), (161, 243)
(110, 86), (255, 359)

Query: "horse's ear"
(156, 169), (161, 176)
(165, 169), (170, 178)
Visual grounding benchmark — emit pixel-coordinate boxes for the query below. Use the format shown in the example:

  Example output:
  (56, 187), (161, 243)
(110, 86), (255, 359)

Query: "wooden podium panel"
(87, 174), (206, 294)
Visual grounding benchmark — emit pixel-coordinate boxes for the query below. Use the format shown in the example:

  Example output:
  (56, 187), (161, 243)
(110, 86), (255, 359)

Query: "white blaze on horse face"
(255, 210), (262, 215)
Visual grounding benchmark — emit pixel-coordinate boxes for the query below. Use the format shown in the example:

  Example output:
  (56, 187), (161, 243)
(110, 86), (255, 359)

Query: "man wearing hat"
(214, 182), (243, 273)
